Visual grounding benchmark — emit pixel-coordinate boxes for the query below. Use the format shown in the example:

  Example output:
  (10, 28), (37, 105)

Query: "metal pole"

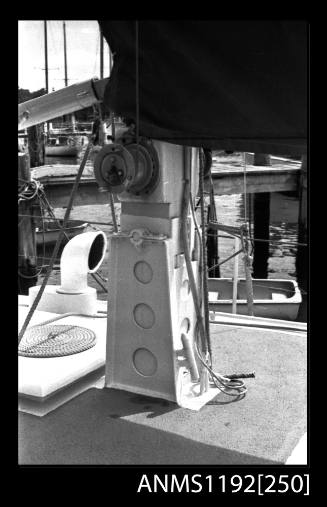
(100, 32), (104, 79)
(253, 153), (271, 279)
(63, 21), (68, 87)
(253, 192), (270, 278)
(18, 77), (109, 130)
(44, 21), (49, 93)
(44, 21), (49, 137)
(296, 154), (307, 293)
(241, 230), (254, 317)
(232, 237), (240, 314)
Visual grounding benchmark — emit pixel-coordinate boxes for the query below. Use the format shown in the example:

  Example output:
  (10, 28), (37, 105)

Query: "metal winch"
(94, 138), (160, 195)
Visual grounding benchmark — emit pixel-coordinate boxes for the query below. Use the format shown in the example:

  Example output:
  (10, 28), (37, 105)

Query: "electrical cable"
(181, 162), (208, 357)
(199, 150), (211, 357)
(194, 329), (248, 397)
(182, 155), (249, 397)
(189, 191), (203, 305)
(183, 152), (253, 398)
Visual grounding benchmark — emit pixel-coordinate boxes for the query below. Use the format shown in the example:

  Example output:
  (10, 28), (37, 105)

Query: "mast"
(63, 21), (68, 87)
(44, 21), (49, 93)
(63, 21), (75, 128)
(44, 20), (49, 135)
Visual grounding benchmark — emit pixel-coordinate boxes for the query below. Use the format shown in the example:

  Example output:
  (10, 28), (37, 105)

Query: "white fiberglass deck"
(18, 296), (307, 465)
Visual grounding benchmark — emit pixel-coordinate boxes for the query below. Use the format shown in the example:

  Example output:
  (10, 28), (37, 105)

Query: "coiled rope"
(18, 312), (107, 358)
(18, 324), (96, 358)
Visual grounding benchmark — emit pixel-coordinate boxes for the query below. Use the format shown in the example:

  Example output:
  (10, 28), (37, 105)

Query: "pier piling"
(18, 153), (38, 294)
(252, 154), (271, 279)
(296, 155), (307, 294)
(27, 124), (45, 167)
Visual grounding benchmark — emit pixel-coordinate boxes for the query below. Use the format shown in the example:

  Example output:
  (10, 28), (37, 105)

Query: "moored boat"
(208, 278), (301, 320)
(45, 135), (82, 157)
(36, 219), (88, 246)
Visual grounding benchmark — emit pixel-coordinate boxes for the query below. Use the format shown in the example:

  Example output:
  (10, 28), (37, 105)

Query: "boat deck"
(18, 301), (307, 465)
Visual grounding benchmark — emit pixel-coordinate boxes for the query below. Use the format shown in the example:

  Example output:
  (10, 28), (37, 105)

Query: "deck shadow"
(19, 387), (283, 465)
(19, 323), (307, 465)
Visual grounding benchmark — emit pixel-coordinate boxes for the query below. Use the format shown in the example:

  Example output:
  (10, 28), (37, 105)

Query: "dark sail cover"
(98, 20), (307, 155)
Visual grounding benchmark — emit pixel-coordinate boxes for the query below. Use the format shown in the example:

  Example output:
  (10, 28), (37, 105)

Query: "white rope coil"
(18, 324), (96, 358)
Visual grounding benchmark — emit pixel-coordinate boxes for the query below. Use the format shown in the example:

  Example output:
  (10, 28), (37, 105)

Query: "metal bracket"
(115, 228), (167, 251)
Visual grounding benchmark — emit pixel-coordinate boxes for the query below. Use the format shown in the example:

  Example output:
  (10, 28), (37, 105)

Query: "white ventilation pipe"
(57, 231), (107, 294)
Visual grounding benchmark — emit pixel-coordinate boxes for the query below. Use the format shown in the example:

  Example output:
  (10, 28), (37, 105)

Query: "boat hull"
(36, 220), (88, 246)
(45, 145), (81, 157)
(208, 278), (301, 320)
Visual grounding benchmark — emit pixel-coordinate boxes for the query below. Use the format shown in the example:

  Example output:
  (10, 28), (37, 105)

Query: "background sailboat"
(45, 134), (82, 157)
(45, 21), (83, 157)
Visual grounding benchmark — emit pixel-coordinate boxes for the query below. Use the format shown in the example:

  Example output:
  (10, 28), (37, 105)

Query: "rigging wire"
(194, 332), (247, 397)
(181, 155), (208, 357)
(199, 150), (211, 358)
(135, 20), (140, 176)
(17, 213), (308, 248)
(207, 167), (220, 277)
(189, 190), (203, 305)
(182, 151), (249, 397)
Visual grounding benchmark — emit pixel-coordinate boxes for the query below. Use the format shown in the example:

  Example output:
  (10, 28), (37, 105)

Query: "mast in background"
(44, 21), (49, 136)
(44, 21), (49, 93)
(63, 21), (68, 87)
(98, 28), (107, 144)
(63, 21), (75, 130)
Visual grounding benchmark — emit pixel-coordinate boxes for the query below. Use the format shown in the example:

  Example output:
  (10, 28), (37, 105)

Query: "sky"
(18, 20), (111, 92)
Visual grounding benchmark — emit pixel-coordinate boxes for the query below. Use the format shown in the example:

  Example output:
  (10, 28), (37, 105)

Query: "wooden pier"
(210, 156), (301, 195)
(32, 157), (301, 208)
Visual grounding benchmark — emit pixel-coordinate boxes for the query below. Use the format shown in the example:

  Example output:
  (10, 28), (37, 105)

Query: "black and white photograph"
(18, 19), (308, 484)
